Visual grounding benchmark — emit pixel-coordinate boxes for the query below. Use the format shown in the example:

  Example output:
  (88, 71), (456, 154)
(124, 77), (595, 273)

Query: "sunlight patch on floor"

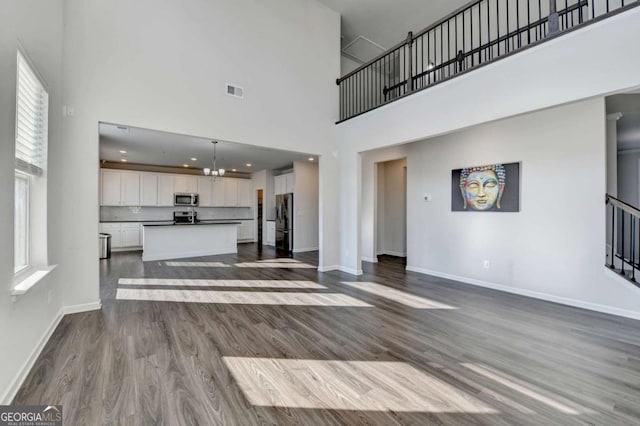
(462, 364), (585, 415)
(118, 278), (326, 289)
(223, 357), (498, 413)
(235, 262), (317, 269)
(116, 289), (372, 306)
(340, 281), (457, 309)
(165, 261), (230, 267)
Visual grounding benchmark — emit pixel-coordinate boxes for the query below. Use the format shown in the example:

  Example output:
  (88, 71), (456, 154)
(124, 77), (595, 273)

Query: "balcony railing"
(336, 0), (639, 123)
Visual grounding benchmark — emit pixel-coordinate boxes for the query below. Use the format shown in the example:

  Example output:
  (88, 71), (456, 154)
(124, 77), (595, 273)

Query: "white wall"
(0, 0), (85, 404)
(618, 153), (640, 206)
(404, 98), (640, 317)
(293, 161), (319, 252)
(58, 0), (340, 300)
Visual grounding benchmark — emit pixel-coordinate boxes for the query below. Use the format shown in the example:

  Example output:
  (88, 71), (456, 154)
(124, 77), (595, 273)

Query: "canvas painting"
(451, 162), (520, 212)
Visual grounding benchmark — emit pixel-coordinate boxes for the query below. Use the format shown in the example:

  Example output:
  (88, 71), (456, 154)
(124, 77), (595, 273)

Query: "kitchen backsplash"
(100, 206), (252, 222)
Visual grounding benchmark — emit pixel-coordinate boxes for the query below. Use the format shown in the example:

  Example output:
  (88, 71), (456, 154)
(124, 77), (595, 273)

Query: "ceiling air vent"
(226, 83), (244, 99)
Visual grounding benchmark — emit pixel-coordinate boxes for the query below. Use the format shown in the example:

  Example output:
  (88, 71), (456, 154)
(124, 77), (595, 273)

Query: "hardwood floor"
(14, 245), (640, 425)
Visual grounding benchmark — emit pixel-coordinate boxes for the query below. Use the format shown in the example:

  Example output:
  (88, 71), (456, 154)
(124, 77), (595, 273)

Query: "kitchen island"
(142, 222), (240, 262)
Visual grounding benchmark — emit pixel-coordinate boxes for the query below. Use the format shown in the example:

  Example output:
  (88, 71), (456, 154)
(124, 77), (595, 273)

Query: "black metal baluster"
(527, 0), (532, 44)
(621, 210), (626, 275)
(478, 4), (482, 64)
(632, 215), (636, 281)
(611, 203), (616, 268)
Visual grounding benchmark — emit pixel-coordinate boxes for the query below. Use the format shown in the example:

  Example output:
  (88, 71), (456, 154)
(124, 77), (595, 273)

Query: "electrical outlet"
(483, 260), (491, 269)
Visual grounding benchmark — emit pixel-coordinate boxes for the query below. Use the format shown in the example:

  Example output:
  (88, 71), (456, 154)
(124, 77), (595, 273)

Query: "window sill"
(11, 265), (57, 298)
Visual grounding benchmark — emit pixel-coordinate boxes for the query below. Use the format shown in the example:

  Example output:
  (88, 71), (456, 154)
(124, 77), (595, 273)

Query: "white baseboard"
(62, 301), (102, 315)
(362, 257), (378, 263)
(0, 301), (102, 405)
(317, 265), (363, 275)
(293, 247), (319, 253)
(406, 266), (640, 320)
(339, 266), (363, 276)
(379, 251), (407, 258)
(317, 265), (340, 272)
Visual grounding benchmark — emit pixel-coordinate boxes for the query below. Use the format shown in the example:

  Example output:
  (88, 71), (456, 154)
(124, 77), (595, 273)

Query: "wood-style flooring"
(13, 245), (640, 425)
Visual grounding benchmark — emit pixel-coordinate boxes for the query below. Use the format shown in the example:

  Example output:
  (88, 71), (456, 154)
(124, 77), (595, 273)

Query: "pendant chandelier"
(203, 141), (225, 178)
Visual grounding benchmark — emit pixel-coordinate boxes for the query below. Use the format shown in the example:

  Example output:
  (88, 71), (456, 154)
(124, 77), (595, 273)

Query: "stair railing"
(606, 194), (640, 286)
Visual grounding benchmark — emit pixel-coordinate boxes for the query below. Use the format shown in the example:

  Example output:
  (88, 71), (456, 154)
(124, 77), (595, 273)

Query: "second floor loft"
(336, 0), (639, 123)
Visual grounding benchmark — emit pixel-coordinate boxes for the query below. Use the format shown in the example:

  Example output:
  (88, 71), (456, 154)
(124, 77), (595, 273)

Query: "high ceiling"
(99, 123), (315, 173)
(317, 0), (469, 63)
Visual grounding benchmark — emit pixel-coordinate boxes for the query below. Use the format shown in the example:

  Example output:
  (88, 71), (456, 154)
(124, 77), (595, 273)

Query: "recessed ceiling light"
(191, 157), (197, 161)
(183, 164), (189, 167)
(246, 163), (252, 167)
(308, 157), (314, 161)
(119, 150), (127, 154)
(120, 159), (127, 162)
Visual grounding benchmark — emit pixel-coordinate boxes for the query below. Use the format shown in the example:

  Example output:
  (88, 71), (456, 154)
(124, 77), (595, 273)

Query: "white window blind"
(15, 50), (48, 176)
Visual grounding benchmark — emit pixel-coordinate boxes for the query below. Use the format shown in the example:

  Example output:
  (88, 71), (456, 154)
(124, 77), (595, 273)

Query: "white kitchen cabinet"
(141, 174), (158, 206)
(157, 174), (175, 206)
(121, 173), (141, 206)
(100, 223), (122, 248)
(100, 170), (141, 206)
(285, 173), (295, 194)
(237, 220), (254, 242)
(266, 221), (276, 246)
(274, 175), (286, 195)
(121, 223), (142, 247)
(101, 170), (122, 206)
(197, 177), (213, 207)
(174, 175), (198, 194)
(237, 179), (252, 207)
(224, 178), (238, 206)
(212, 179), (225, 206)
(100, 222), (141, 249)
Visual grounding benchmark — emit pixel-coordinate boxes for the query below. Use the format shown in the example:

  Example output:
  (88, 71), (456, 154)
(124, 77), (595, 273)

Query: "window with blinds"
(15, 50), (48, 176)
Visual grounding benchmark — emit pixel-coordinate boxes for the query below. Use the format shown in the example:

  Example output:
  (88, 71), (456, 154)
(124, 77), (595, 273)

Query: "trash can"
(99, 233), (112, 259)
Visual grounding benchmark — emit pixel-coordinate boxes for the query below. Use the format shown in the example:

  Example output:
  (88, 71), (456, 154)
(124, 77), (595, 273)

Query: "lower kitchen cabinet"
(100, 222), (142, 250)
(266, 221), (276, 246)
(237, 220), (254, 242)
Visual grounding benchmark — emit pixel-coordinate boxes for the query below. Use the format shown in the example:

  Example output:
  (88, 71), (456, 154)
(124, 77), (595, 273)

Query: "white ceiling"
(318, 0), (469, 63)
(99, 123), (315, 172)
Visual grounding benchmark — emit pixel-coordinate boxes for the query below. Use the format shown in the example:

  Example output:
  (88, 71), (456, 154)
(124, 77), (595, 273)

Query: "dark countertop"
(143, 221), (242, 227)
(101, 219), (253, 223)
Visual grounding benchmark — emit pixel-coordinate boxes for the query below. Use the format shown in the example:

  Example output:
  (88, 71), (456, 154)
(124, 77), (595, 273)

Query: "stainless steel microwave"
(174, 193), (199, 207)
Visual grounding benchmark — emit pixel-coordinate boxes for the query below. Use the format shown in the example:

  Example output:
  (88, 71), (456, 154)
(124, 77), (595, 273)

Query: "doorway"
(257, 189), (263, 246)
(376, 158), (408, 262)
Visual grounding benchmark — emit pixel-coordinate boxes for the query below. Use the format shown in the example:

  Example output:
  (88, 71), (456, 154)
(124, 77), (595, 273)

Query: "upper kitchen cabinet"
(224, 178), (238, 206)
(174, 175), (198, 194)
(101, 170), (121, 206)
(237, 179), (253, 207)
(274, 173), (294, 195)
(197, 177), (213, 207)
(141, 173), (158, 206)
(211, 179), (225, 207)
(285, 173), (295, 194)
(157, 174), (175, 206)
(101, 170), (141, 206)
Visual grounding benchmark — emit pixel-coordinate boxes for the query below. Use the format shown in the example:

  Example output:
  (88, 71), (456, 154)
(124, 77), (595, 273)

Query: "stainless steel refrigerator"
(275, 193), (293, 252)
